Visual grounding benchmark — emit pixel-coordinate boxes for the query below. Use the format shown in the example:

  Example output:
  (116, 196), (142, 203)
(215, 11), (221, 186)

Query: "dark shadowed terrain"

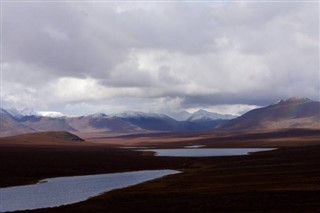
(1, 129), (320, 212)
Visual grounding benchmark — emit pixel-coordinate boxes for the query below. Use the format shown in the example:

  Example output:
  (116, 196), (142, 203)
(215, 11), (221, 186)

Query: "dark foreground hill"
(1, 128), (320, 212)
(0, 131), (84, 146)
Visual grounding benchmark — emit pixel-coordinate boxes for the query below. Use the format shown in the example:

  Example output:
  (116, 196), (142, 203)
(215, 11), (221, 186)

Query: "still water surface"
(139, 148), (275, 157)
(0, 170), (179, 213)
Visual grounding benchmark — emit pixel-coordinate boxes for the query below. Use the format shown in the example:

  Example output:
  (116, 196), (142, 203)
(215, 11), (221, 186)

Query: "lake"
(0, 170), (179, 213)
(184, 145), (205, 148)
(139, 148), (275, 157)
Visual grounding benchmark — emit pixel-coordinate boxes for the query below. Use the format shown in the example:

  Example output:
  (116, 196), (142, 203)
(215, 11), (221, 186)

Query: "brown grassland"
(1, 129), (320, 212)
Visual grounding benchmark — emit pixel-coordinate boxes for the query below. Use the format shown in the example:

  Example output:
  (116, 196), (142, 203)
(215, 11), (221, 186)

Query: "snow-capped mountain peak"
(188, 109), (237, 121)
(19, 108), (37, 116)
(2, 107), (36, 119)
(36, 111), (66, 118)
(2, 107), (69, 118)
(112, 111), (168, 119)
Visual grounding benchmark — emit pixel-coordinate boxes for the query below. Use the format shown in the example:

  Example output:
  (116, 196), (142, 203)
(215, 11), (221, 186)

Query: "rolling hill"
(0, 131), (84, 146)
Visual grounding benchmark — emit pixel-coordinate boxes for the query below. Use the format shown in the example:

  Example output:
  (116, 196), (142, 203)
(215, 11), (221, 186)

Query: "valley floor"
(1, 129), (320, 213)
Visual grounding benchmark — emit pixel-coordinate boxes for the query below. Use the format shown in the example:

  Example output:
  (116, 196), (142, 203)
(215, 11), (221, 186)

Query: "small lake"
(0, 170), (179, 213)
(139, 148), (275, 157)
(184, 145), (205, 148)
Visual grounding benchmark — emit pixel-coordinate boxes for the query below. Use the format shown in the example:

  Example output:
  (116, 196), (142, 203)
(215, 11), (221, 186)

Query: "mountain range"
(167, 110), (236, 121)
(1, 97), (319, 137)
(0, 108), (231, 137)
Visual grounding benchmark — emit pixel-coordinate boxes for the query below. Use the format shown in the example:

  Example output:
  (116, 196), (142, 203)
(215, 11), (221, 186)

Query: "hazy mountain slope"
(112, 112), (183, 131)
(187, 109), (236, 121)
(189, 119), (229, 130)
(113, 111), (227, 131)
(167, 111), (192, 121)
(0, 109), (34, 137)
(66, 115), (142, 133)
(219, 98), (320, 131)
(19, 116), (77, 132)
(168, 109), (236, 121)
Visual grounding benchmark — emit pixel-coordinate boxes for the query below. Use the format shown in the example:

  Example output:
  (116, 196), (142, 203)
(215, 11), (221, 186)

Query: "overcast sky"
(1, 1), (319, 115)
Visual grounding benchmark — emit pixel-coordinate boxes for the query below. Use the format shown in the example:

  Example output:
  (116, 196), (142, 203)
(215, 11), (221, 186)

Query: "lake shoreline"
(0, 170), (180, 212)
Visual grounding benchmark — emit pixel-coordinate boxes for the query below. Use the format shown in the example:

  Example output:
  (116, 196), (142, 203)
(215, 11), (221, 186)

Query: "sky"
(1, 1), (319, 116)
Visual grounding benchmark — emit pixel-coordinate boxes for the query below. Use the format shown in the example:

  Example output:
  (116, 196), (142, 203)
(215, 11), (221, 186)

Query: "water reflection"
(139, 148), (275, 157)
(0, 170), (179, 212)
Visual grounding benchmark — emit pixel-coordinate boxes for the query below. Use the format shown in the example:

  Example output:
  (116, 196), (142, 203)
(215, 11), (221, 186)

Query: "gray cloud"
(2, 2), (319, 115)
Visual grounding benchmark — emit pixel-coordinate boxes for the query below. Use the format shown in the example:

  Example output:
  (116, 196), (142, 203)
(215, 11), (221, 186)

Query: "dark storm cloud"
(2, 1), (319, 114)
(181, 93), (283, 108)
(3, 2), (124, 79)
(3, 2), (217, 80)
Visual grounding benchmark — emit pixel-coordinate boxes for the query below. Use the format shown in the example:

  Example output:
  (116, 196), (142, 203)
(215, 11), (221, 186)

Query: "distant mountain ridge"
(4, 108), (67, 118)
(187, 109), (236, 121)
(0, 109), (230, 137)
(2, 97), (319, 137)
(219, 97), (320, 131)
(92, 111), (227, 132)
(168, 109), (236, 121)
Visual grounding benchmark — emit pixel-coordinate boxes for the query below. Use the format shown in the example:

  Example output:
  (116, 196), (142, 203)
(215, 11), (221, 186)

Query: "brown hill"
(0, 131), (84, 146)
(219, 98), (320, 131)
